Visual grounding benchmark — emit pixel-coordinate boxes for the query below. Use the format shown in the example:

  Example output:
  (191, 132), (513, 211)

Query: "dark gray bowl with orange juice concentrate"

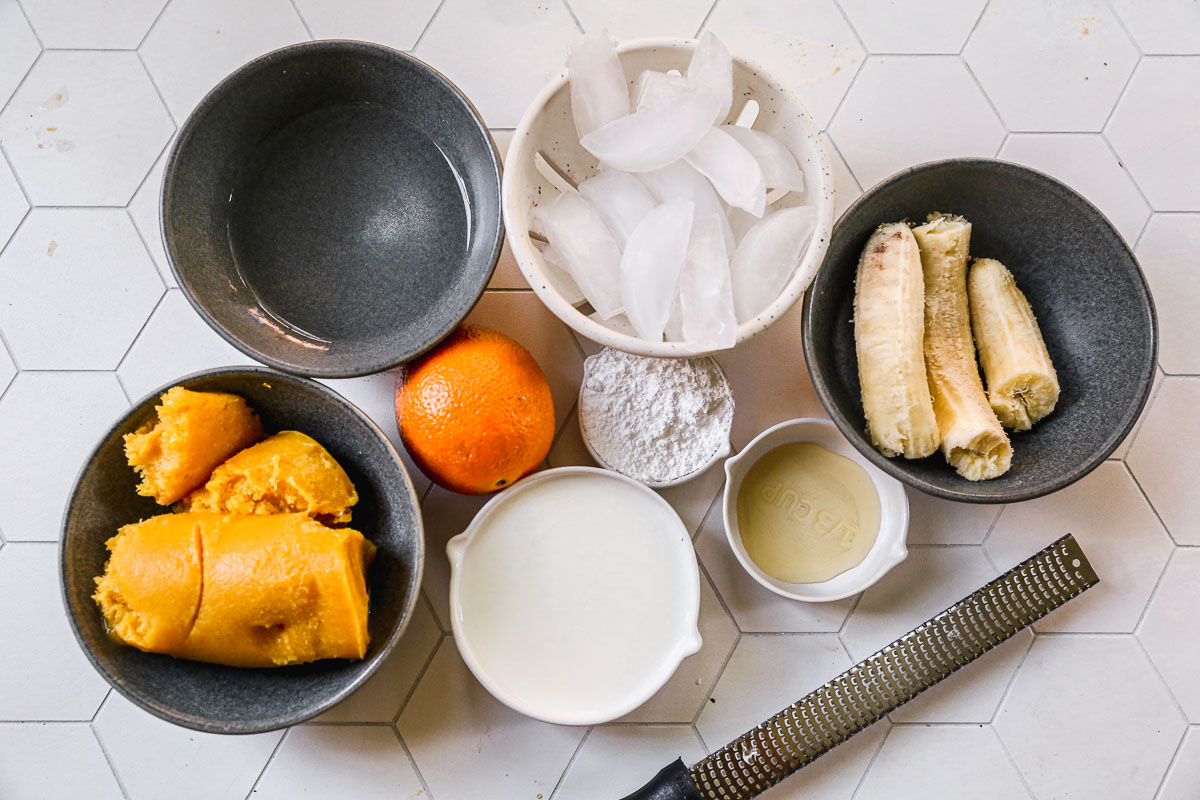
(163, 40), (503, 378)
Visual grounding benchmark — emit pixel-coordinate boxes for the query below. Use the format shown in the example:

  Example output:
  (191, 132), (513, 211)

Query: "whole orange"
(395, 325), (555, 495)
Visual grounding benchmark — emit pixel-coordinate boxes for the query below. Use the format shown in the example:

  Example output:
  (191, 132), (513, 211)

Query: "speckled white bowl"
(502, 37), (836, 358)
(722, 418), (909, 603)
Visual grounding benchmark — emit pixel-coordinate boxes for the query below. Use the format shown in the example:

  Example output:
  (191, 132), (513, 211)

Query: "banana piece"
(913, 214), (1012, 481)
(854, 222), (941, 459)
(968, 258), (1060, 430)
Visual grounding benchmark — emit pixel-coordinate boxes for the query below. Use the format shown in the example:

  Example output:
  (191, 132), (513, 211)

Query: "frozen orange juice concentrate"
(736, 444), (880, 584)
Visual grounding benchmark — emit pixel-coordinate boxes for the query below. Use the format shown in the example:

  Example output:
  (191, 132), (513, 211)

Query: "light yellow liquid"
(736, 444), (880, 584)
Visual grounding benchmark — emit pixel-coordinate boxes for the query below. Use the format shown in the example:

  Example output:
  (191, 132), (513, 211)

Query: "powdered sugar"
(579, 348), (734, 484)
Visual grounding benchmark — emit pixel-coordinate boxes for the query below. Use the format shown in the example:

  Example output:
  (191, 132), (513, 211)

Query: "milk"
(450, 470), (700, 722)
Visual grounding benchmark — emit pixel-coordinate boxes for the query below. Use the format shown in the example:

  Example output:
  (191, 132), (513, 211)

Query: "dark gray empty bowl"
(60, 367), (424, 733)
(163, 41), (503, 378)
(803, 158), (1157, 503)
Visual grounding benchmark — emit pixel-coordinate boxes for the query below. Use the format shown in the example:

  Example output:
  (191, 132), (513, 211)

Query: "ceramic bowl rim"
(162, 39), (504, 379)
(446, 466), (702, 726)
(502, 35), (836, 358)
(58, 365), (425, 734)
(801, 156), (1159, 504)
(721, 417), (909, 603)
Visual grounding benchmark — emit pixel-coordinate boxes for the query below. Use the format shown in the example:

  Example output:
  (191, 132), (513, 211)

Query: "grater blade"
(686, 533), (1098, 800)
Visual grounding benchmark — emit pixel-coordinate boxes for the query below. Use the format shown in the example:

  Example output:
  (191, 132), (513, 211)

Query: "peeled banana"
(912, 214), (1012, 481)
(854, 223), (941, 459)
(968, 258), (1060, 430)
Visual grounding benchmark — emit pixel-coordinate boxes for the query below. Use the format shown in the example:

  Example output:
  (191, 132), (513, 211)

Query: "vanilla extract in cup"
(736, 444), (880, 583)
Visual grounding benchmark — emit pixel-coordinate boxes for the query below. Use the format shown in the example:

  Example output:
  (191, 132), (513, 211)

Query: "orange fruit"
(395, 325), (555, 495)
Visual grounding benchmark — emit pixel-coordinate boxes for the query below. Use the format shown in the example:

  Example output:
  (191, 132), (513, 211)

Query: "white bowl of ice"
(503, 35), (836, 358)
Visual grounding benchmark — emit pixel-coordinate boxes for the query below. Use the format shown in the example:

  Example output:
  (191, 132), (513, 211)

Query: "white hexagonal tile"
(0, 341), (13, 398)
(117, 289), (258, 401)
(0, 724), (122, 799)
(126, 138), (176, 289)
(397, 637), (586, 800)
(1128, 378), (1200, 544)
(995, 635), (1185, 800)
(696, 634), (888, 800)
(0, 209), (164, 370)
(21, 0), (166, 49)
(703, 0), (864, 129)
(253, 726), (423, 799)
(413, 0), (581, 128)
(1140, 550), (1200, 722)
(711, 304), (826, 450)
(842, 547), (996, 659)
(420, 485), (489, 629)
(556, 724), (706, 800)
(987, 462), (1171, 632)
(0, 154), (27, 252)
(317, 597), (441, 723)
(0, 372), (127, 542)
(569, 0), (714, 41)
(1107, 58), (1200, 211)
(464, 290), (585, 437)
(0, 51), (174, 206)
(998, 133), (1149, 243)
(828, 140), (862, 219)
(857, 725), (1030, 800)
(1159, 727), (1200, 800)
(1136, 214), (1200, 375)
(291, 0), (439, 50)
(0, 544), (112, 719)
(828, 56), (1005, 189)
(95, 692), (282, 800)
(1109, 0), (1200, 55)
(0, 0), (39, 111)
(320, 370), (432, 498)
(548, 405), (728, 538)
(139, 0), (310, 120)
(620, 572), (738, 723)
(906, 487), (1001, 545)
(838, 0), (986, 55)
(695, 497), (855, 632)
(964, 0), (1138, 132)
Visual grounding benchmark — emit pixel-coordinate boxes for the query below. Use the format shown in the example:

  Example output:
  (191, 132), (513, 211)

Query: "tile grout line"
(123, 131), (176, 211)
(1131, 626), (1192, 724)
(988, 629), (1037, 726)
(287, 0), (316, 40)
(135, 48), (178, 128)
(0, 141), (33, 207)
(113, 288), (170, 376)
(989, 720), (1039, 800)
(847, 718), (892, 800)
(1153, 725), (1192, 800)
(547, 726), (592, 800)
(244, 727), (290, 799)
(1120, 457), (1180, 545)
(408, 0), (449, 54)
(690, 628), (740, 728)
(89, 719), (132, 800)
(391, 630), (447, 724)
(693, 0), (723, 37)
(135, 0), (174, 51)
(959, 53), (1009, 135)
(1133, 537), (1176, 634)
(1100, 122), (1158, 214)
(11, 0), (44, 48)
(558, 0), (585, 35)
(1102, 0), (1144, 58)
(391, 725), (437, 800)
(830, 0), (871, 57)
(822, 53), (873, 189)
(0, 47), (44, 122)
(957, 0), (992, 57)
(824, 135), (862, 195)
(979, 502), (1008, 549)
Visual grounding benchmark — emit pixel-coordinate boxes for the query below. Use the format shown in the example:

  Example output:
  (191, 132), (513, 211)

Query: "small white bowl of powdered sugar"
(579, 348), (734, 487)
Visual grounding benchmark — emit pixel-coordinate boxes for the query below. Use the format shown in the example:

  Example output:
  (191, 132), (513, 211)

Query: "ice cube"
(620, 199), (694, 341)
(679, 213), (738, 350)
(686, 31), (733, 125)
(580, 88), (723, 173)
(534, 192), (625, 319)
(638, 160), (736, 254)
(664, 294), (685, 342)
(567, 31), (630, 139)
(685, 127), (766, 217)
(725, 205), (759, 243)
(632, 70), (690, 111)
(540, 243), (588, 306)
(720, 124), (805, 193)
(578, 170), (657, 247)
(730, 205), (817, 323)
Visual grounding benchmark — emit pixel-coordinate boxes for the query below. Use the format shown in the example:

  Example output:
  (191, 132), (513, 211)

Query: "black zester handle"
(681, 533), (1099, 800)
